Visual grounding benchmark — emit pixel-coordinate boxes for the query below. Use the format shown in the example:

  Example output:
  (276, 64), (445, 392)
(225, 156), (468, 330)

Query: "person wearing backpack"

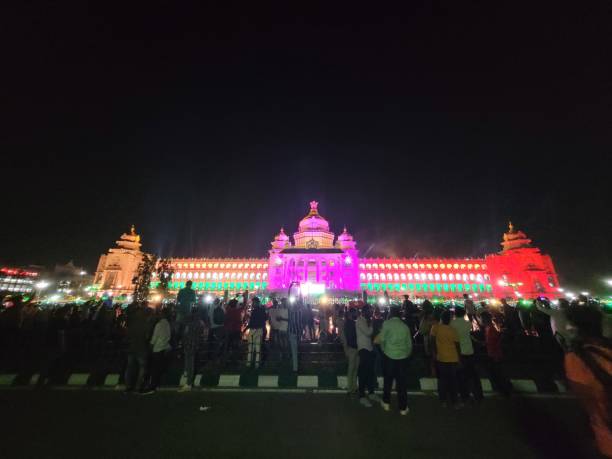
(564, 305), (611, 458)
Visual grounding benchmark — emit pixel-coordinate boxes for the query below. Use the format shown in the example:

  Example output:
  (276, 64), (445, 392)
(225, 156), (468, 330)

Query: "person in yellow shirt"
(431, 309), (462, 408)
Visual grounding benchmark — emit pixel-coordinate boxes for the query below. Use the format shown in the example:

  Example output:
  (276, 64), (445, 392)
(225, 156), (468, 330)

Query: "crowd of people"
(1, 282), (610, 455)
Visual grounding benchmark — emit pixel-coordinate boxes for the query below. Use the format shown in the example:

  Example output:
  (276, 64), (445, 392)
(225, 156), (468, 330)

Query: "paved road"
(0, 390), (600, 459)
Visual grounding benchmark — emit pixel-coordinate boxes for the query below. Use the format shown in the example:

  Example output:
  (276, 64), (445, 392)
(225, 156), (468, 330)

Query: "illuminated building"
(0, 266), (41, 294)
(92, 226), (143, 296)
(94, 202), (560, 299)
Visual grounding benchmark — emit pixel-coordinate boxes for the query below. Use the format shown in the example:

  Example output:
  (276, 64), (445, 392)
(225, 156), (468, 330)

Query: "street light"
(605, 279), (612, 287)
(35, 281), (50, 300)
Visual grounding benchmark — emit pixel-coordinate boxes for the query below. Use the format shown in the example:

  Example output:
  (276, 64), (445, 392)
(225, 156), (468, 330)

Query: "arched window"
(400, 273), (406, 280)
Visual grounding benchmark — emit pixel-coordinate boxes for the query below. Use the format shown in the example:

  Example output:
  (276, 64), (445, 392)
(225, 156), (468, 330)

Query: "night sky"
(3, 3), (611, 293)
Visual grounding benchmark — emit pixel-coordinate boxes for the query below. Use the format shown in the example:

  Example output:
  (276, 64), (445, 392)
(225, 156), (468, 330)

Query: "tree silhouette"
(133, 254), (158, 304)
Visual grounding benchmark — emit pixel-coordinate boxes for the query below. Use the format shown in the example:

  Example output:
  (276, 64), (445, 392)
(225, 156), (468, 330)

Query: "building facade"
(94, 202), (560, 300)
(93, 226), (144, 296)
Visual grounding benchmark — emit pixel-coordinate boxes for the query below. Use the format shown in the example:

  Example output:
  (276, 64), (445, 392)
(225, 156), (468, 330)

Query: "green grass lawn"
(0, 390), (600, 459)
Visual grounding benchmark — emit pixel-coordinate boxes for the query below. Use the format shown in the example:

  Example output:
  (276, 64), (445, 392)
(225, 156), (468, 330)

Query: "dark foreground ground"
(0, 390), (601, 459)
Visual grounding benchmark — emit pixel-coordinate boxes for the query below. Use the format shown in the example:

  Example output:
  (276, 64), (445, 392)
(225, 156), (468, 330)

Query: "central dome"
(298, 201), (330, 232)
(293, 201), (335, 249)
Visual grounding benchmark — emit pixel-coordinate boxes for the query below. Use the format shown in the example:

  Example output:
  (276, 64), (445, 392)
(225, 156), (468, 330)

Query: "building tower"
(93, 225), (145, 297)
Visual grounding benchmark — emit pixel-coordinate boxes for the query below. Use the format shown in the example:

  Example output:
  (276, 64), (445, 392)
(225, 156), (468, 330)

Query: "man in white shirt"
(451, 307), (483, 403)
(142, 309), (172, 395)
(275, 299), (289, 359)
(535, 298), (572, 349)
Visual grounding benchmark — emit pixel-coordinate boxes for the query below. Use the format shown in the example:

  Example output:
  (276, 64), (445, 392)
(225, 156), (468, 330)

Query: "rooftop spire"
(308, 200), (319, 216)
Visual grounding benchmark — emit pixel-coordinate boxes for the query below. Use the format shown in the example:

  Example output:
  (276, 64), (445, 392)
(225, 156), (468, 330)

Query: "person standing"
(344, 308), (360, 396)
(451, 307), (483, 404)
(287, 300), (303, 372)
(402, 295), (419, 336)
(535, 298), (571, 350)
(564, 305), (611, 458)
(246, 297), (267, 368)
(275, 299), (289, 359)
(179, 309), (204, 392)
(356, 305), (379, 407)
(176, 280), (196, 339)
(142, 308), (172, 394)
(480, 311), (512, 397)
(431, 309), (461, 408)
(463, 294), (476, 324)
(269, 300), (279, 351)
(123, 304), (151, 393)
(377, 306), (413, 415)
(208, 298), (225, 361)
(222, 299), (244, 363)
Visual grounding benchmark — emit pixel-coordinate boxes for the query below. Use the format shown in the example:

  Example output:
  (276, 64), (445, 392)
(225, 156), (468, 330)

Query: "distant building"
(53, 261), (93, 294)
(94, 202), (561, 300)
(92, 226), (143, 296)
(0, 265), (42, 295)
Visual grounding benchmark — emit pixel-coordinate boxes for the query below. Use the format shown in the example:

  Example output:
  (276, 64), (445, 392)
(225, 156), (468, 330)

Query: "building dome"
(337, 226), (353, 242)
(337, 226), (357, 250)
(293, 201), (335, 249)
(275, 227), (290, 241)
(298, 201), (330, 232)
(271, 227), (291, 250)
